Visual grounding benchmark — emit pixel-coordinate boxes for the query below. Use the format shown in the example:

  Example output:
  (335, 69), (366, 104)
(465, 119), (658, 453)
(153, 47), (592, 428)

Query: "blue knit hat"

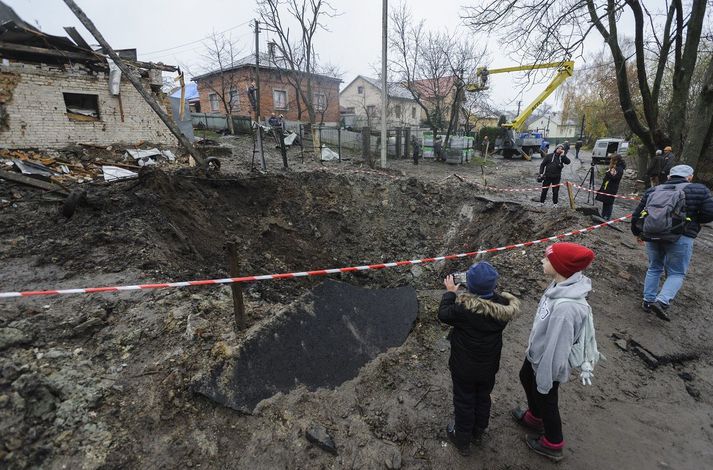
(466, 262), (499, 298)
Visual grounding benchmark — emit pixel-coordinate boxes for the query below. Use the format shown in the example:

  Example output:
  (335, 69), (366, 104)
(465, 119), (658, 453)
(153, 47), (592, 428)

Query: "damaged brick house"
(192, 44), (341, 125)
(0, 3), (177, 149)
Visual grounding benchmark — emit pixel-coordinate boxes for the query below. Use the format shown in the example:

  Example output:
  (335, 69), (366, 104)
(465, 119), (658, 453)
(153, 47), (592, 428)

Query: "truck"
(467, 61), (574, 160)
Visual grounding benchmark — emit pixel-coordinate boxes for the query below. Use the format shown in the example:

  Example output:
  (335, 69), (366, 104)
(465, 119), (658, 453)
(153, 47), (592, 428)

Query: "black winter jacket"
(595, 161), (626, 204)
(438, 291), (520, 381)
(631, 176), (713, 239)
(539, 152), (571, 179)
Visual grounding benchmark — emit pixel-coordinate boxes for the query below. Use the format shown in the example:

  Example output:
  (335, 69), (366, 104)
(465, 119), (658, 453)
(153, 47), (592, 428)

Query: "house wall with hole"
(0, 63), (177, 149)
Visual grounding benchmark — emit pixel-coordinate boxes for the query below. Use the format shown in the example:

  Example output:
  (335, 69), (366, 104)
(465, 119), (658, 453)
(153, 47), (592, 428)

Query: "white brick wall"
(0, 63), (177, 149)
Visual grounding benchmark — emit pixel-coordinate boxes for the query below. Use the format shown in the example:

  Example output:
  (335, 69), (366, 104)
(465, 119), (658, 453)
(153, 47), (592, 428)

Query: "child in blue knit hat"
(438, 261), (521, 456)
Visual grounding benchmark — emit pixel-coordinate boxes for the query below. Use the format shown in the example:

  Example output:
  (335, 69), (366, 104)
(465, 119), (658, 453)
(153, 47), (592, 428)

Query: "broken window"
(357, 86), (364, 94)
(63, 93), (99, 122)
(228, 88), (239, 110)
(394, 105), (401, 118)
(314, 92), (327, 111)
(209, 93), (220, 112)
(273, 89), (287, 110)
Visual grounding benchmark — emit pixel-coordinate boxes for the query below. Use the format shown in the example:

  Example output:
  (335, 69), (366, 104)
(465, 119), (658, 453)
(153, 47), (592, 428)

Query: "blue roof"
(170, 82), (199, 101)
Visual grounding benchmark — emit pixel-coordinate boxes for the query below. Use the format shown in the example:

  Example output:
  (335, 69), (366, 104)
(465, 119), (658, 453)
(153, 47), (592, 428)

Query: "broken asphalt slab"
(193, 280), (419, 412)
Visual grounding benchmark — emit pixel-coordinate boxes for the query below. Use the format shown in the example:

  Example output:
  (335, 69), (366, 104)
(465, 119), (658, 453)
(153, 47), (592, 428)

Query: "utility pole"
(579, 114), (585, 140)
(380, 0), (388, 168)
(254, 19), (266, 171)
(62, 0), (206, 169)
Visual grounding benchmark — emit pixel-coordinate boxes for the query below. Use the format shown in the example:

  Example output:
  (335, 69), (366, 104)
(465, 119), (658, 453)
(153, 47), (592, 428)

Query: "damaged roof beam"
(0, 41), (100, 62)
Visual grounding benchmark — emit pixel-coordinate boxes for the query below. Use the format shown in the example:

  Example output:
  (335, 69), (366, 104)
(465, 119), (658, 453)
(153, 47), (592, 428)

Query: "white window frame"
(209, 93), (220, 112)
(273, 89), (288, 111)
(314, 92), (327, 112)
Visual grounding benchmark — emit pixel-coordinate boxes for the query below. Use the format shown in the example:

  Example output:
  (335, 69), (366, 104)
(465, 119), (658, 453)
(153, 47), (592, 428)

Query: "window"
(63, 93), (99, 121)
(273, 89), (288, 110)
(367, 105), (376, 116)
(394, 105), (401, 118)
(357, 86), (364, 94)
(228, 88), (239, 110)
(411, 106), (416, 119)
(209, 93), (220, 112)
(346, 107), (355, 114)
(314, 92), (327, 111)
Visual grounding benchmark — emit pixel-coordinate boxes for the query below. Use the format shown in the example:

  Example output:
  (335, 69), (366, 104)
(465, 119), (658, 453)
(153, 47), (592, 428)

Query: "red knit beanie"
(546, 242), (595, 278)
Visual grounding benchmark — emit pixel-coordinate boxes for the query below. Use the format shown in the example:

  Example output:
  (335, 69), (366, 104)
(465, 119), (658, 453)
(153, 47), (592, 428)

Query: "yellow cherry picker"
(467, 60), (574, 160)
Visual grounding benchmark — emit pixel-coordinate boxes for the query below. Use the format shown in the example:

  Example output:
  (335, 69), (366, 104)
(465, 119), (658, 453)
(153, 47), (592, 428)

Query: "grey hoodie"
(526, 272), (592, 393)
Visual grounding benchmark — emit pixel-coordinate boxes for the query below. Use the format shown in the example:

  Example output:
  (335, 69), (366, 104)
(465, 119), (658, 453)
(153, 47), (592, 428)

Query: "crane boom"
(466, 60), (574, 131)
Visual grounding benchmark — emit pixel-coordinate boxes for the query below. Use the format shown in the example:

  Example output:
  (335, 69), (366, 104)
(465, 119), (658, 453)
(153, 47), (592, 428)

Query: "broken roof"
(0, 1), (176, 72)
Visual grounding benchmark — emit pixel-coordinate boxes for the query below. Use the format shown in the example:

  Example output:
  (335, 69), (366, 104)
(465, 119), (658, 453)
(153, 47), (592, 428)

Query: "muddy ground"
(1, 136), (712, 469)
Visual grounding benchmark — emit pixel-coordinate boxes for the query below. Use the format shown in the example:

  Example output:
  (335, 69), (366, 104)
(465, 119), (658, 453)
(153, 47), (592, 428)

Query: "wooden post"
(337, 127), (342, 162)
(404, 127), (411, 159)
(362, 126), (373, 168)
(225, 242), (246, 331)
(566, 181), (577, 209)
(278, 126), (288, 168)
(62, 0), (206, 169)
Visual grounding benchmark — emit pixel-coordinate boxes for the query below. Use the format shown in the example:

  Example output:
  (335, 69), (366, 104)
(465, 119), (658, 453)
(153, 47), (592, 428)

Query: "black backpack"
(635, 183), (690, 242)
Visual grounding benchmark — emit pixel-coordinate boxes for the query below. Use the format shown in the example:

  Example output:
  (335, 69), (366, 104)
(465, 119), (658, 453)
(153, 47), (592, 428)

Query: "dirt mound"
(1, 162), (711, 469)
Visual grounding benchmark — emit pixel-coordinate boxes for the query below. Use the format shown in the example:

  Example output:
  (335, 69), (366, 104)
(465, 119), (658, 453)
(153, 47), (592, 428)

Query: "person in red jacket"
(438, 262), (521, 456)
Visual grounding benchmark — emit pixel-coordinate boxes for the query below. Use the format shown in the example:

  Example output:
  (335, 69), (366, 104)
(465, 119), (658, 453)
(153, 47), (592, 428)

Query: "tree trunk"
(680, 55), (713, 168)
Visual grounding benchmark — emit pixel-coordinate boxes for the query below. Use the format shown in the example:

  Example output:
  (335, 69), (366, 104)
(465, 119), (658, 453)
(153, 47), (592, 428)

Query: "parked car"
(591, 138), (628, 161)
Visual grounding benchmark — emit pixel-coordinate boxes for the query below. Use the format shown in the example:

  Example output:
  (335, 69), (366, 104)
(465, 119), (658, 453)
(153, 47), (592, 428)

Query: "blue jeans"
(643, 236), (694, 305)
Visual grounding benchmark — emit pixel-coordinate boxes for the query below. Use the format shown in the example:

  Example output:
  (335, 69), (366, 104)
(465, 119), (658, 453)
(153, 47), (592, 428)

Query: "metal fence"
(191, 113), (252, 134)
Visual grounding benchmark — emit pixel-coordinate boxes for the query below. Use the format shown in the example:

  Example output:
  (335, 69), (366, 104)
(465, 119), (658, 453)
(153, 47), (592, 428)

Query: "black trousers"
(540, 177), (561, 203)
(452, 371), (496, 435)
(601, 201), (614, 220)
(519, 359), (563, 443)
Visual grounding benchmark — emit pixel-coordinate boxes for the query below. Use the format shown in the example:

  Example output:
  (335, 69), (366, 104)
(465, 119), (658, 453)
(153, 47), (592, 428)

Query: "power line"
(140, 20), (252, 56)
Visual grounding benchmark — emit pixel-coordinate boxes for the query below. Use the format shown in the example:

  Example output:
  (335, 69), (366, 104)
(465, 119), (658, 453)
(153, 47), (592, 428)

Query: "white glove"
(580, 362), (593, 386)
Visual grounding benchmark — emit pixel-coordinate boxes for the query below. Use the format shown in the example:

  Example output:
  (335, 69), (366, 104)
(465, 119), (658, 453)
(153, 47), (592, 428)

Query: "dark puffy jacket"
(539, 152), (571, 179)
(631, 176), (713, 239)
(595, 161), (626, 204)
(438, 291), (520, 381)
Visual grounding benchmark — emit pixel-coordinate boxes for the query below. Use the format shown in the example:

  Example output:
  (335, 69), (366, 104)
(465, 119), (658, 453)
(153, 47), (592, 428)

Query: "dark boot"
(511, 406), (544, 433)
(446, 422), (471, 456)
(525, 434), (564, 462)
(471, 427), (485, 444)
(650, 301), (670, 321)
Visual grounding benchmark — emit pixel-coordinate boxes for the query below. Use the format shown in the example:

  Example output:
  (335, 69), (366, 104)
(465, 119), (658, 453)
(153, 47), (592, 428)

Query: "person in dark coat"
(438, 262), (521, 456)
(595, 153), (625, 219)
(538, 145), (571, 204)
(412, 135), (421, 165)
(631, 165), (713, 320)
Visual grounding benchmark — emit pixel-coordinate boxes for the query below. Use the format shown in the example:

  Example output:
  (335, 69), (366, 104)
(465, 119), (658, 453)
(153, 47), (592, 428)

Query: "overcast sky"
(6, 0), (651, 113)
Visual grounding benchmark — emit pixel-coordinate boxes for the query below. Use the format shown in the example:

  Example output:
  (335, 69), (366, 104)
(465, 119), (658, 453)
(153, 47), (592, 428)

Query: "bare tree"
(462, 0), (713, 168)
(257, 0), (338, 125)
(195, 31), (243, 134)
(390, 4), (485, 147)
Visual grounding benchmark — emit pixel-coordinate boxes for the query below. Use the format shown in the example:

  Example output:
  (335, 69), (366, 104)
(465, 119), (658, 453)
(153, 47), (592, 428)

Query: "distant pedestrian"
(268, 113), (280, 127)
(411, 136), (421, 165)
(574, 140), (582, 160)
(481, 136), (490, 157)
(660, 146), (677, 181)
(537, 145), (571, 204)
(595, 153), (625, 220)
(439, 262), (520, 456)
(631, 165), (713, 320)
(512, 242), (598, 462)
(434, 137), (444, 161)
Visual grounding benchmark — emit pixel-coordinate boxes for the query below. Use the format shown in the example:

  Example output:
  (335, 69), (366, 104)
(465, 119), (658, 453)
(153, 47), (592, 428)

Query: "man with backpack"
(536, 145), (571, 204)
(631, 165), (713, 320)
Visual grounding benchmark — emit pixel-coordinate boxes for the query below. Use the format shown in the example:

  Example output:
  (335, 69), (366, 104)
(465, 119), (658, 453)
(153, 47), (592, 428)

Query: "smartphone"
(452, 272), (467, 285)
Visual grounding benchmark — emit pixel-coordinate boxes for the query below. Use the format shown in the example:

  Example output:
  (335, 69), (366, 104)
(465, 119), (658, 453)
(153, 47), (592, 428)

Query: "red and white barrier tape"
(478, 182), (562, 193)
(570, 183), (642, 201)
(0, 215), (632, 299)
